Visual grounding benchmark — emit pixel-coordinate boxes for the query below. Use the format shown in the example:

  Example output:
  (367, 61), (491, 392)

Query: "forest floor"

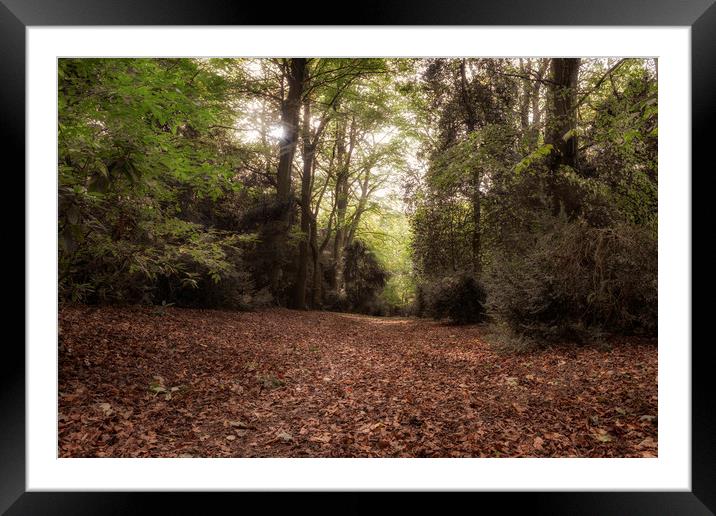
(58, 306), (657, 458)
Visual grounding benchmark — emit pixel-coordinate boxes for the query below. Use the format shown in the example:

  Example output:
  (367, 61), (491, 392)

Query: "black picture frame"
(3, 0), (711, 513)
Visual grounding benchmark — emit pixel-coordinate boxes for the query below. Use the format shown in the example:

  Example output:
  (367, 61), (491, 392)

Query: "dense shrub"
(485, 217), (657, 344)
(412, 284), (427, 317)
(342, 241), (389, 313)
(166, 268), (264, 310)
(322, 290), (349, 312)
(418, 273), (488, 324)
(58, 191), (264, 310)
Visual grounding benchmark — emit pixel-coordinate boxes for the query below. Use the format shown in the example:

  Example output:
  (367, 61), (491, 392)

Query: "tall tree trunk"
(519, 59), (531, 132)
(276, 58), (307, 203)
(545, 58), (580, 214)
(310, 220), (322, 307)
(269, 58), (306, 295)
(470, 169), (482, 275)
(290, 97), (313, 309)
(346, 168), (371, 248)
(313, 201), (336, 306)
(459, 59), (481, 275)
(309, 140), (338, 307)
(331, 116), (355, 293)
(546, 58), (580, 170)
(459, 59), (477, 133)
(332, 173), (348, 292)
(529, 59), (549, 148)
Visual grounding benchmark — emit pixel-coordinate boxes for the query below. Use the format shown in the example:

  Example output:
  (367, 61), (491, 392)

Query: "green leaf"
(96, 161), (109, 178)
(65, 205), (80, 225)
(515, 144), (553, 174)
(88, 174), (109, 193)
(623, 129), (640, 144)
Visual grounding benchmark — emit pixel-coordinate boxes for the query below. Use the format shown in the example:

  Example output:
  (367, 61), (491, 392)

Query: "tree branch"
(574, 59), (629, 111)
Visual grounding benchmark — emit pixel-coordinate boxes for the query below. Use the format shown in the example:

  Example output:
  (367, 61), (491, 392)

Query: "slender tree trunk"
(346, 168), (371, 248)
(519, 59), (531, 132)
(310, 141), (338, 307)
(310, 221), (321, 306)
(459, 59), (481, 275)
(331, 116), (355, 293)
(332, 173), (348, 292)
(528, 59), (549, 148)
(530, 84), (542, 146)
(313, 202), (336, 306)
(291, 97), (313, 309)
(269, 58), (306, 295)
(471, 169), (481, 275)
(459, 59), (477, 133)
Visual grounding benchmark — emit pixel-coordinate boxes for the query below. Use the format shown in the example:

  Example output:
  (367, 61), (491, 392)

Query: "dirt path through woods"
(59, 306), (657, 457)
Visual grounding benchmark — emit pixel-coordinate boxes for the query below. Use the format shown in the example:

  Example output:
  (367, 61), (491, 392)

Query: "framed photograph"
(5, 0), (711, 512)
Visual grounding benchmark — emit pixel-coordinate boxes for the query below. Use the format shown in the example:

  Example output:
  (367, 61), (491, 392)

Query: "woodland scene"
(58, 57), (658, 457)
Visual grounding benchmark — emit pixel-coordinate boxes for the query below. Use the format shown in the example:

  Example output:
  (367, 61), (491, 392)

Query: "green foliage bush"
(485, 216), (657, 345)
(321, 241), (390, 315)
(322, 290), (349, 313)
(59, 208), (258, 309)
(57, 58), (275, 311)
(418, 273), (488, 324)
(343, 241), (389, 312)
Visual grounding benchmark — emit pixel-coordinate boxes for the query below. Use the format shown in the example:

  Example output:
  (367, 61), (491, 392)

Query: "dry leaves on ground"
(58, 306), (657, 458)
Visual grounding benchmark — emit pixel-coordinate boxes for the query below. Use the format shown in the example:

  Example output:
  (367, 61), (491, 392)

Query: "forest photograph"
(58, 57), (658, 459)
